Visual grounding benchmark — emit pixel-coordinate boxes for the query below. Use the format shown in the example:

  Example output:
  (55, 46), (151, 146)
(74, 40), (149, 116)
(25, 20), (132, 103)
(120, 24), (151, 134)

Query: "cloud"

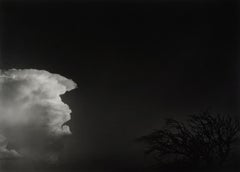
(0, 135), (21, 159)
(0, 69), (77, 162)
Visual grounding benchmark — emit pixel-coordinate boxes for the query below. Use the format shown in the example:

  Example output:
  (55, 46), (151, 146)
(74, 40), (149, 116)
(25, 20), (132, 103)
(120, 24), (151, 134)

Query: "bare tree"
(137, 111), (240, 168)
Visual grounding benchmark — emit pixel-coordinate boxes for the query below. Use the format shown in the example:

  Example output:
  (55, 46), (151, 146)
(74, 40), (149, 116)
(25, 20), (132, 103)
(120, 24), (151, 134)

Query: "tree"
(137, 111), (240, 168)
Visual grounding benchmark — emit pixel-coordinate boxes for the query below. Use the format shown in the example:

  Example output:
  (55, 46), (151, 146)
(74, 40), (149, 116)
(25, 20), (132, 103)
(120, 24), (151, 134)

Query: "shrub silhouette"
(138, 111), (240, 168)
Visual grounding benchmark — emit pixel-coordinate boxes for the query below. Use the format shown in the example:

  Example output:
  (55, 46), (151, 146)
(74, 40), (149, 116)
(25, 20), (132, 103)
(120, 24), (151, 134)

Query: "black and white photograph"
(0, 0), (239, 171)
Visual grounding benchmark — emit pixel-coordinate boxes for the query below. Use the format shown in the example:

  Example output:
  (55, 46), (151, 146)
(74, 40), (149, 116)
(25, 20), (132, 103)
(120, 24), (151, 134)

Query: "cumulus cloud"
(0, 69), (77, 162)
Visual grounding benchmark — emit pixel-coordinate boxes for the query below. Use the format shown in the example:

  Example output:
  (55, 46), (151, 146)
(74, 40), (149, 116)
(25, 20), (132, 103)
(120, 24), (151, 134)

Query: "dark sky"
(0, 0), (239, 170)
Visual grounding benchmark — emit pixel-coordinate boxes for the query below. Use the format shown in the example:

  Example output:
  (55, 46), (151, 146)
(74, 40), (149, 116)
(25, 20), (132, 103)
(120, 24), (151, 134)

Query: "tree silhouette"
(137, 111), (240, 168)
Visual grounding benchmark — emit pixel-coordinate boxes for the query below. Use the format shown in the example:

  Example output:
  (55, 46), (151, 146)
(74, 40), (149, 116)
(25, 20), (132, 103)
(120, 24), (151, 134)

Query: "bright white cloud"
(0, 69), (77, 162)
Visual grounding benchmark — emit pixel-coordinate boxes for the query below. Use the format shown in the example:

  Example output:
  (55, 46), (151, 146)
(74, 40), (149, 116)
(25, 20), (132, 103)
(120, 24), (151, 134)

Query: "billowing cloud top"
(0, 69), (77, 161)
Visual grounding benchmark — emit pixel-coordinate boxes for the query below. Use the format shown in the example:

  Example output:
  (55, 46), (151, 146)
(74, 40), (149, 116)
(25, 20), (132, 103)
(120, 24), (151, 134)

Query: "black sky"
(0, 0), (239, 170)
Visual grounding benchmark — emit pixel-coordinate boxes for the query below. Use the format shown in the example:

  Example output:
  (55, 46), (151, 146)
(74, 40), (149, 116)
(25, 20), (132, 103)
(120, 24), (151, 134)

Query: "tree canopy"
(138, 111), (240, 168)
